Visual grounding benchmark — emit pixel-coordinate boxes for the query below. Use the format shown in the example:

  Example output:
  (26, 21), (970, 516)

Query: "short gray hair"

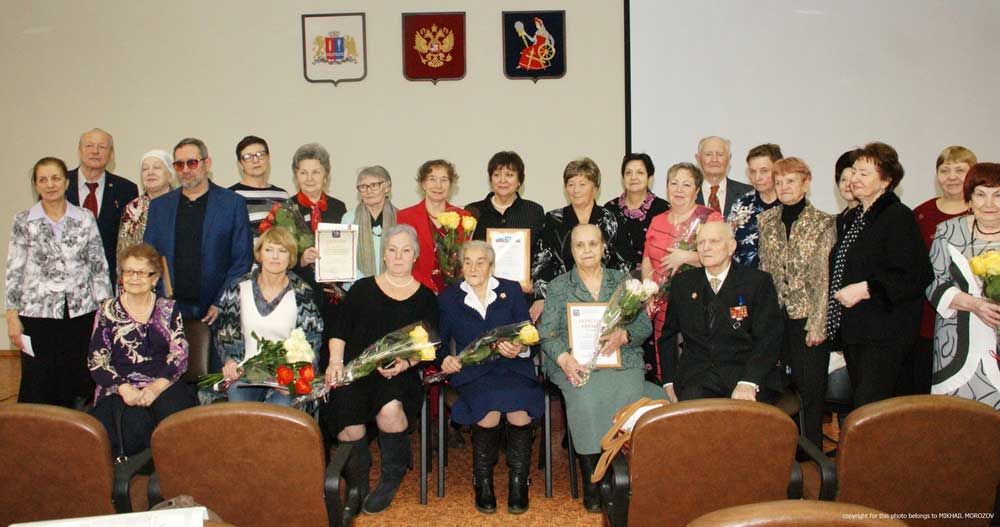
(458, 240), (495, 266)
(174, 137), (208, 160)
(292, 143), (331, 177)
(357, 165), (392, 186)
(697, 135), (732, 154)
(381, 224), (420, 259)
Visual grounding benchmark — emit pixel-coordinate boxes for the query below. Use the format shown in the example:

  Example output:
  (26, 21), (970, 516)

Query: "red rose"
(298, 365), (315, 383)
(293, 377), (312, 395)
(276, 365), (294, 385)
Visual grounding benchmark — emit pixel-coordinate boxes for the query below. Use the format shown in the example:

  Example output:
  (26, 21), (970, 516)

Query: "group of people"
(5, 129), (999, 519)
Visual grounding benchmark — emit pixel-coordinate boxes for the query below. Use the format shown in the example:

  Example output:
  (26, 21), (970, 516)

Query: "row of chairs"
(600, 395), (1000, 527)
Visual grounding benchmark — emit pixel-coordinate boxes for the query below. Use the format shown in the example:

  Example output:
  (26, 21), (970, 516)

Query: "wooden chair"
(181, 319), (211, 383)
(687, 499), (906, 527)
(0, 404), (151, 525)
(601, 399), (800, 527)
(151, 402), (350, 527)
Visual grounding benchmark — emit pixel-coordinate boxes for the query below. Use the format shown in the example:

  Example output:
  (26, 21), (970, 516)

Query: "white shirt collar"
(78, 171), (106, 190)
(702, 177), (727, 201)
(704, 261), (732, 289)
(460, 276), (500, 319)
(27, 201), (85, 222)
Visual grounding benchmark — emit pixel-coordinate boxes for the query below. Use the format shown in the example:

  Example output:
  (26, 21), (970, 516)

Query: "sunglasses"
(172, 158), (204, 171)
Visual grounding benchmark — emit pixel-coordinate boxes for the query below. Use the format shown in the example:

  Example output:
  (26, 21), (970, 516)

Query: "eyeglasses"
(240, 151), (269, 162)
(357, 181), (385, 192)
(121, 269), (157, 278)
(172, 158), (204, 171)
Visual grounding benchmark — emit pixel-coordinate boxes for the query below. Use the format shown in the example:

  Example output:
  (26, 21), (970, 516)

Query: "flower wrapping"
(433, 211), (476, 286)
(577, 272), (657, 387)
(423, 321), (540, 384)
(197, 328), (316, 395)
(651, 209), (715, 311)
(259, 201), (314, 256)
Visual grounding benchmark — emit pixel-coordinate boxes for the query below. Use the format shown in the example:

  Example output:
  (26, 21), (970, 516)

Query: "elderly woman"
(907, 146), (977, 396)
(926, 163), (1000, 410)
(324, 224), (439, 519)
(835, 149), (859, 212)
(88, 243), (195, 457)
(437, 240), (543, 514)
(642, 163), (723, 363)
(531, 158), (629, 322)
(603, 153), (670, 272)
(341, 165), (397, 280)
(539, 224), (661, 512)
(6, 157), (112, 407)
(397, 159), (473, 293)
(117, 150), (175, 254)
(728, 144), (782, 268)
(214, 227), (324, 404)
(758, 158), (835, 447)
(827, 142), (932, 409)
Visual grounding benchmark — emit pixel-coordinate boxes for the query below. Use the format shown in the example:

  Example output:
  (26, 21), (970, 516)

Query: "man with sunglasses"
(65, 128), (139, 286)
(144, 137), (252, 374)
(229, 135), (288, 238)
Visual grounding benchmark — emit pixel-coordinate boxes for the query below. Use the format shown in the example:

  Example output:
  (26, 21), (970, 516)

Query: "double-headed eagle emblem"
(413, 24), (454, 68)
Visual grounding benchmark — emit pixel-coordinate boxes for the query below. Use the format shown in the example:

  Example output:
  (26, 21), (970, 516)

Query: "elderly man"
(695, 136), (753, 217)
(657, 222), (782, 403)
(65, 128), (139, 285)
(144, 138), (252, 372)
(228, 135), (288, 238)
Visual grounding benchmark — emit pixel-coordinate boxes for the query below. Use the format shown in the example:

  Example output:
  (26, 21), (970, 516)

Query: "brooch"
(691, 292), (698, 299)
(500, 292), (507, 299)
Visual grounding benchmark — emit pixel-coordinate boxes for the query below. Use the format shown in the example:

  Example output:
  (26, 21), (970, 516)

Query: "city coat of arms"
(302, 13), (367, 85)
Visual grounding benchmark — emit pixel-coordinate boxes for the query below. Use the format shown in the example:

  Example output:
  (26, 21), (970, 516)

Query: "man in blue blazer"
(144, 138), (252, 371)
(694, 135), (753, 218)
(65, 128), (139, 286)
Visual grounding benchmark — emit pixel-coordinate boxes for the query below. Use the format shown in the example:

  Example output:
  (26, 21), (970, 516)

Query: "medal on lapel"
(730, 295), (748, 329)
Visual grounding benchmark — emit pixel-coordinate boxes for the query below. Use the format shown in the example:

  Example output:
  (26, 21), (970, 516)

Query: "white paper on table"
(20, 335), (34, 357)
(567, 303), (620, 368)
(315, 223), (358, 283)
(828, 351), (846, 374)
(10, 506), (207, 527)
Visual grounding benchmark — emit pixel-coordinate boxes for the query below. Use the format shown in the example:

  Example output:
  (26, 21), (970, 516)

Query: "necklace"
(383, 273), (414, 288)
(974, 219), (1000, 236)
(122, 292), (154, 318)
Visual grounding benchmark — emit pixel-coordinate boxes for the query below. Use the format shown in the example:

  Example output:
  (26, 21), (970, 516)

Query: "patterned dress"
(727, 190), (779, 268)
(926, 216), (1000, 409)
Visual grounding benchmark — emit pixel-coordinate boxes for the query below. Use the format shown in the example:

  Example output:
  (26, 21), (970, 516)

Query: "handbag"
(590, 396), (669, 482)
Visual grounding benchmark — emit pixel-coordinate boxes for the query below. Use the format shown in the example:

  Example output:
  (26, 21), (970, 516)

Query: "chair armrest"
(796, 435), (837, 500)
(787, 457), (803, 499)
(324, 443), (353, 527)
(601, 453), (630, 527)
(112, 448), (154, 513)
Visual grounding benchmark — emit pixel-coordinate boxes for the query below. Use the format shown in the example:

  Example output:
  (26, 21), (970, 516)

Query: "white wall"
(629, 0), (1000, 214)
(0, 0), (627, 345)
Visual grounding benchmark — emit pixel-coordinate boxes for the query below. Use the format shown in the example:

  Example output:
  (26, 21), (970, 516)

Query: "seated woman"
(438, 240), (544, 514)
(214, 226), (324, 404)
(538, 224), (663, 513)
(324, 224), (439, 520)
(88, 243), (196, 457)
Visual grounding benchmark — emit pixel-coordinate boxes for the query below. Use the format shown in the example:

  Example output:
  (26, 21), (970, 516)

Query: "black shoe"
(471, 424), (500, 514)
(448, 425), (466, 448)
(506, 423), (533, 514)
(339, 438), (371, 525)
(362, 431), (410, 515)
(577, 454), (602, 513)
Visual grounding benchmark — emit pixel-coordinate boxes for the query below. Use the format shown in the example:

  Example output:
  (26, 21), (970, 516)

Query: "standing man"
(657, 222), (783, 403)
(66, 128), (139, 285)
(728, 143), (783, 267)
(144, 138), (252, 373)
(228, 135), (288, 239)
(695, 136), (753, 218)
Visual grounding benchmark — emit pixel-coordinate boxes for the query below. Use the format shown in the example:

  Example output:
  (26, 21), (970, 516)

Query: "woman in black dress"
(603, 153), (669, 272)
(323, 224), (438, 520)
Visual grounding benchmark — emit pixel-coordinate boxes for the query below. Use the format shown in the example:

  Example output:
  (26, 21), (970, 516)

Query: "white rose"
(626, 279), (642, 296)
(641, 279), (659, 298)
(283, 328), (315, 364)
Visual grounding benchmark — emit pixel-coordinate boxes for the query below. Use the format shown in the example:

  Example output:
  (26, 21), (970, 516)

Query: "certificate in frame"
(566, 302), (620, 369)
(315, 223), (358, 282)
(486, 228), (531, 288)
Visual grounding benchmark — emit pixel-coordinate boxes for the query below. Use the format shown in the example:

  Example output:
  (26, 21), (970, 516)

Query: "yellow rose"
(461, 215), (477, 233)
(517, 324), (540, 345)
(408, 325), (430, 345)
(418, 343), (437, 361)
(437, 211), (461, 230)
(986, 252), (1000, 275)
(970, 254), (987, 276)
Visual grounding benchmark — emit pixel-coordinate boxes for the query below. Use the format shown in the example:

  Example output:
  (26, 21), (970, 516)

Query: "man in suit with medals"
(657, 222), (782, 403)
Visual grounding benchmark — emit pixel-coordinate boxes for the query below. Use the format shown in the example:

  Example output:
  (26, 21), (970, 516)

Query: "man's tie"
(709, 277), (721, 294)
(83, 182), (99, 217)
(708, 184), (721, 213)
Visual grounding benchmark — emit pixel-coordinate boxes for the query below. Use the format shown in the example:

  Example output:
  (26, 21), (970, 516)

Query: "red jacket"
(396, 200), (471, 293)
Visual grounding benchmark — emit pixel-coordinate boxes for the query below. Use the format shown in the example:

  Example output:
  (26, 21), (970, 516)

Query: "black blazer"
(829, 191), (932, 346)
(657, 262), (783, 391)
(66, 169), (139, 286)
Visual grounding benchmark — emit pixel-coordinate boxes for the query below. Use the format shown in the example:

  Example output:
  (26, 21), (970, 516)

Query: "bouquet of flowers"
(259, 201), (314, 256)
(577, 273), (658, 387)
(197, 328), (317, 395)
(969, 250), (1000, 336)
(651, 209), (714, 311)
(433, 211), (477, 286)
(423, 321), (541, 384)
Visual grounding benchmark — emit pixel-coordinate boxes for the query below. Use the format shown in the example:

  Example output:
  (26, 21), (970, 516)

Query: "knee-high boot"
(577, 453), (603, 513)
(471, 424), (501, 513)
(362, 431), (410, 514)
(506, 422), (533, 514)
(339, 438), (371, 525)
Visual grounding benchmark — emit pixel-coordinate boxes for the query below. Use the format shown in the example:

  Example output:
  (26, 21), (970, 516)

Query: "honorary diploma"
(315, 223), (358, 283)
(566, 303), (621, 368)
(487, 228), (530, 287)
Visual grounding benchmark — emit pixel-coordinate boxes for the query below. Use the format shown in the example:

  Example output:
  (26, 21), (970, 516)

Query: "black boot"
(506, 423), (533, 514)
(471, 424), (500, 513)
(340, 438), (371, 525)
(577, 453), (602, 513)
(362, 431), (410, 514)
